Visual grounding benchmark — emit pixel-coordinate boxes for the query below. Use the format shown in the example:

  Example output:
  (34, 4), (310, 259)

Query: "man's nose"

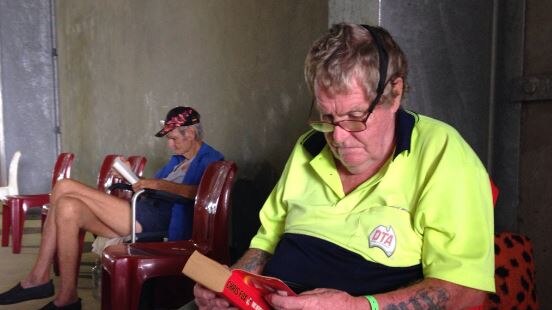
(332, 125), (349, 144)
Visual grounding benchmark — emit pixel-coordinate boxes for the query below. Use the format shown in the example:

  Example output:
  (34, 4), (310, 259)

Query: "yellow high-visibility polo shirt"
(250, 109), (495, 292)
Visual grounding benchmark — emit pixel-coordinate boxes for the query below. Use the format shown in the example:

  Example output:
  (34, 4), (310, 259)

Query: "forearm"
(154, 180), (197, 198)
(134, 178), (197, 199)
(231, 248), (272, 274)
(374, 278), (486, 310)
(269, 278), (486, 310)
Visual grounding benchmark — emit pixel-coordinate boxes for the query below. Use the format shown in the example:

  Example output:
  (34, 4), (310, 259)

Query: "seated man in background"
(0, 106), (223, 310)
(194, 23), (494, 310)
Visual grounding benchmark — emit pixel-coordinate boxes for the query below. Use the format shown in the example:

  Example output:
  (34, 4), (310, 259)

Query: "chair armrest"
(108, 184), (194, 205)
(130, 188), (194, 243)
(107, 182), (133, 194)
(141, 188), (194, 205)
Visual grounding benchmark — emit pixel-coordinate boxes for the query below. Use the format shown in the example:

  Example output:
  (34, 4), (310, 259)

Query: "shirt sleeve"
(249, 141), (303, 254)
(414, 130), (495, 292)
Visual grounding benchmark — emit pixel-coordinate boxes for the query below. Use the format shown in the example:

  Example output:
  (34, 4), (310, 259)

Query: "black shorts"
(135, 196), (173, 233)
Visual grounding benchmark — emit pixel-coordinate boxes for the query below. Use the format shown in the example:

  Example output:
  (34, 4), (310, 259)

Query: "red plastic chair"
(41, 154), (148, 225)
(1, 152), (75, 254)
(128, 155), (148, 178)
(40, 154), (123, 228)
(490, 178), (498, 206)
(44, 154), (148, 276)
(101, 160), (237, 310)
(106, 155), (148, 200)
(482, 179), (539, 309)
(483, 232), (538, 309)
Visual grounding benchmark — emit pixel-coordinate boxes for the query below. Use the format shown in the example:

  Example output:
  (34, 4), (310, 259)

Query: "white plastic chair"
(0, 151), (21, 200)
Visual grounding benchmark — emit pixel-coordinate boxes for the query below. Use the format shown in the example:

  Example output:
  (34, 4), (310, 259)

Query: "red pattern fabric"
(483, 232), (539, 309)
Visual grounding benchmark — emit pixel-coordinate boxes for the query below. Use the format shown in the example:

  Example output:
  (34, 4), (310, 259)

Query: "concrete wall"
(491, 0), (524, 234)
(331, 0), (551, 302)
(330, 1), (525, 233)
(55, 0), (328, 257)
(382, 1), (494, 163)
(519, 0), (552, 304)
(56, 0), (327, 186)
(330, 0), (494, 165)
(0, 0), (58, 193)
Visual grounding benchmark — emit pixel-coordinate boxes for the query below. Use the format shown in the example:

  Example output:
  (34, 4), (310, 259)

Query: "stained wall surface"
(519, 0), (552, 305)
(56, 0), (327, 187)
(0, 0), (58, 193)
(55, 0), (328, 257)
(51, 0), (552, 299)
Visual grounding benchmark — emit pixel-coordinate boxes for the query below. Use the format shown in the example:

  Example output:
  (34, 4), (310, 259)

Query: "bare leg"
(54, 195), (118, 305)
(50, 179), (141, 236)
(19, 179), (143, 306)
(19, 203), (58, 288)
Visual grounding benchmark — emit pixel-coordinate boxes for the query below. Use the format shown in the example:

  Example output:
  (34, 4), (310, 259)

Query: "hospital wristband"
(365, 295), (379, 310)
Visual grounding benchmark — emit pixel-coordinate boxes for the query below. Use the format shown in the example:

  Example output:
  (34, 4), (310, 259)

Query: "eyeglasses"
(309, 104), (374, 133)
(308, 24), (390, 133)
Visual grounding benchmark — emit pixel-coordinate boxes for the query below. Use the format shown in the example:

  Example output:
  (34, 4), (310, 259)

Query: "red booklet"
(182, 251), (296, 310)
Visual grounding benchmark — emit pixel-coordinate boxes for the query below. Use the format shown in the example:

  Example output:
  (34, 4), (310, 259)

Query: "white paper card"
(112, 157), (139, 184)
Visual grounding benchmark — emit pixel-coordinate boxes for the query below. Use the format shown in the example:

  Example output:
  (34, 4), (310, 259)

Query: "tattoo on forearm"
(234, 250), (271, 273)
(383, 287), (450, 310)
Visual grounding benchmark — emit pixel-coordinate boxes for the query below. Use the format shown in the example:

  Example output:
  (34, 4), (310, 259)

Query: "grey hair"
(304, 23), (407, 103)
(178, 123), (204, 141)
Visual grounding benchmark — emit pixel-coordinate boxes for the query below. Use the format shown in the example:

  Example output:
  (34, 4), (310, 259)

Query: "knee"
(51, 179), (79, 203)
(54, 196), (81, 224)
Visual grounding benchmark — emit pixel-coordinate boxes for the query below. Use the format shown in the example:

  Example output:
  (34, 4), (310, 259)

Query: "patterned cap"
(155, 106), (200, 137)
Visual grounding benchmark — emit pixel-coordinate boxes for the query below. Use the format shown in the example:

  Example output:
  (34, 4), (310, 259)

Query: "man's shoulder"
(413, 114), (466, 146)
(412, 114), (482, 164)
(197, 142), (224, 162)
(415, 114), (459, 134)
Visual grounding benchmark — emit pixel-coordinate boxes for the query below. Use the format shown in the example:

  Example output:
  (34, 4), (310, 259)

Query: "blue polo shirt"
(155, 142), (224, 240)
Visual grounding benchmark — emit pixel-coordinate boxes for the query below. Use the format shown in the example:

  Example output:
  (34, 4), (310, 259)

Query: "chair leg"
(10, 199), (24, 254)
(130, 274), (146, 310)
(101, 268), (111, 310)
(40, 210), (47, 232)
(102, 264), (132, 309)
(2, 204), (11, 247)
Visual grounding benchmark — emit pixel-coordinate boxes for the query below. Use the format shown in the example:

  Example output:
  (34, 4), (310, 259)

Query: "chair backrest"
(490, 178), (499, 206)
(483, 179), (539, 309)
(97, 154), (120, 193)
(128, 155), (148, 178)
(7, 151), (22, 195)
(191, 161), (237, 265)
(97, 154), (148, 196)
(484, 232), (538, 309)
(50, 152), (75, 188)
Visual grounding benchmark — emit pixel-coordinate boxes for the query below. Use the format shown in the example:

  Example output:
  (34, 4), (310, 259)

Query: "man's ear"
(186, 126), (197, 140)
(389, 77), (404, 112)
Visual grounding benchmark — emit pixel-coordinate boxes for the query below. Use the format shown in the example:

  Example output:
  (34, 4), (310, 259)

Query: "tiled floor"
(0, 209), (100, 310)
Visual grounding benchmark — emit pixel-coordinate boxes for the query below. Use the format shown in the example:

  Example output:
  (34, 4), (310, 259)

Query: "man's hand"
(111, 156), (131, 179)
(194, 283), (238, 310)
(132, 178), (160, 191)
(131, 178), (197, 199)
(193, 249), (271, 309)
(267, 288), (368, 310)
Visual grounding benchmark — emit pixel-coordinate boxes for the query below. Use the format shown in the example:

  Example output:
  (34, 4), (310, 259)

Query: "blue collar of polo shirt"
(393, 108), (416, 158)
(302, 108), (416, 159)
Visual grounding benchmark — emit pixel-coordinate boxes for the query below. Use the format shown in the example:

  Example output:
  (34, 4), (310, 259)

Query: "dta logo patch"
(368, 225), (396, 257)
